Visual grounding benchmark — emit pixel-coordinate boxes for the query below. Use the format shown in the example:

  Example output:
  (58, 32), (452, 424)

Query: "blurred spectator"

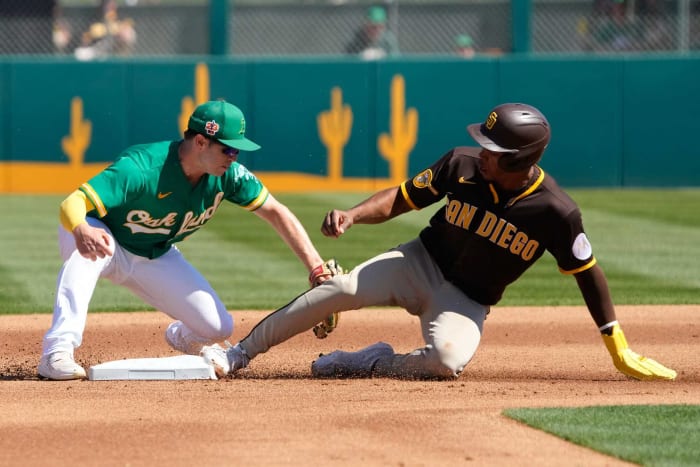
(588, 0), (639, 51)
(345, 5), (399, 60)
(583, 0), (669, 52)
(74, 0), (137, 61)
(454, 34), (476, 58)
(53, 3), (72, 55)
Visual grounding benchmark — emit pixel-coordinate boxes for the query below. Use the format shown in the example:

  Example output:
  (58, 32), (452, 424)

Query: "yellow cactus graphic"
(378, 75), (418, 184)
(61, 97), (91, 166)
(318, 87), (353, 181)
(179, 62), (211, 132)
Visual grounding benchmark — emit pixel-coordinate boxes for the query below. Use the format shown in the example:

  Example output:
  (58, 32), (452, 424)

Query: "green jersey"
(80, 140), (268, 259)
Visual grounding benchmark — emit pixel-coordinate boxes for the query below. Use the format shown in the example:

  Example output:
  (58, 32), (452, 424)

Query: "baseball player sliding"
(203, 103), (677, 381)
(38, 100), (334, 380)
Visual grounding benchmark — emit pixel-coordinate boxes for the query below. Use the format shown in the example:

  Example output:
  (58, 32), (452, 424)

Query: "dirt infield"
(1, 305), (698, 466)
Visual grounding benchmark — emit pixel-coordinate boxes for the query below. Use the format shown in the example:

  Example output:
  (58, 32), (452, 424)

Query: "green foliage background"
(1, 189), (698, 314)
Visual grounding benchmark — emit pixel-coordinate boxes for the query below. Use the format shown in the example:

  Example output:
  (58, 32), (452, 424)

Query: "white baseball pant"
(41, 217), (232, 357)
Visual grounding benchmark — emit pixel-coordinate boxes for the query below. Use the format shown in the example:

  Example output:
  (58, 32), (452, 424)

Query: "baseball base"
(88, 355), (217, 380)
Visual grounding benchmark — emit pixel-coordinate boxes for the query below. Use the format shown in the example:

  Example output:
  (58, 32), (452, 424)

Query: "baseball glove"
(312, 312), (340, 339)
(308, 258), (345, 339)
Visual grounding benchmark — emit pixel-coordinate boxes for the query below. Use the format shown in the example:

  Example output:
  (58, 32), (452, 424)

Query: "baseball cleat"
(200, 342), (249, 377)
(164, 321), (188, 353)
(38, 351), (87, 380)
(311, 342), (394, 378)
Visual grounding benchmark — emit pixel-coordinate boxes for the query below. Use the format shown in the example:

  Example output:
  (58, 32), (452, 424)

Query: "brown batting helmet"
(467, 103), (551, 172)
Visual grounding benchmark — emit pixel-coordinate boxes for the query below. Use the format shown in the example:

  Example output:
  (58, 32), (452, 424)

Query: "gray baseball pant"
(241, 238), (488, 379)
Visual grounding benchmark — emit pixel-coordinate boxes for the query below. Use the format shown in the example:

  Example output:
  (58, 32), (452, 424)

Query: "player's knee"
(429, 311), (482, 377)
(434, 344), (475, 378)
(213, 311), (234, 340)
(416, 345), (466, 379)
(189, 295), (233, 341)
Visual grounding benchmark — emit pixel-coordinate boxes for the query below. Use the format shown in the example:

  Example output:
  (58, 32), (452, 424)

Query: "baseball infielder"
(203, 103), (677, 381)
(39, 100), (333, 380)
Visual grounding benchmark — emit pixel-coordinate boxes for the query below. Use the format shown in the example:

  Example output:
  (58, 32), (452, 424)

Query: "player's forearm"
(574, 264), (617, 329)
(348, 186), (410, 225)
(59, 190), (93, 232)
(574, 264), (676, 379)
(258, 203), (323, 272)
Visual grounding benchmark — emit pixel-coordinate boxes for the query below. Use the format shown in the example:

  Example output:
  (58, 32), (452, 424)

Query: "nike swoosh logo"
(157, 192), (172, 199)
(458, 177), (475, 184)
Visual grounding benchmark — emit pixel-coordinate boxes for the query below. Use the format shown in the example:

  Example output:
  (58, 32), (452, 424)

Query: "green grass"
(0, 189), (699, 314)
(504, 405), (700, 466)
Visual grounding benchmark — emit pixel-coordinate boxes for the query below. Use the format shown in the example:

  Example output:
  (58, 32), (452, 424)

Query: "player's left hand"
(308, 258), (344, 287)
(308, 259), (345, 339)
(602, 324), (677, 380)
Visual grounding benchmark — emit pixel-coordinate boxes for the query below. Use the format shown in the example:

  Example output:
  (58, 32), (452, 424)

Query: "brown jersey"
(401, 147), (596, 305)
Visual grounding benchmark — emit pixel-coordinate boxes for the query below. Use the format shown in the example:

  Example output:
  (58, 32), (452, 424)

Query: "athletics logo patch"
(205, 120), (220, 136)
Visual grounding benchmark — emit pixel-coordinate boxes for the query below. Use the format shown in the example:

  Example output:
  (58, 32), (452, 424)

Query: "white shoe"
(201, 342), (249, 378)
(311, 342), (394, 378)
(165, 321), (183, 351)
(165, 321), (197, 354)
(38, 351), (87, 380)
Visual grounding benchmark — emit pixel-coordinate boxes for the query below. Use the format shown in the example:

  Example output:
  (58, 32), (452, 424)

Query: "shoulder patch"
(572, 232), (593, 260)
(412, 169), (433, 188)
(412, 169), (439, 195)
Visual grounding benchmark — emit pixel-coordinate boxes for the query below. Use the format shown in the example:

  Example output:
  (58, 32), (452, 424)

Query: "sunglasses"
(221, 146), (239, 157)
(207, 137), (239, 157)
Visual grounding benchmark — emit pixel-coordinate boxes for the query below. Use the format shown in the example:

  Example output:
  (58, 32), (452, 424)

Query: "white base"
(88, 355), (217, 381)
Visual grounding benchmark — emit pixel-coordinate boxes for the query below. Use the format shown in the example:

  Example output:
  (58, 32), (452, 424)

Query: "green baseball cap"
(367, 6), (386, 24)
(456, 34), (474, 48)
(187, 100), (261, 151)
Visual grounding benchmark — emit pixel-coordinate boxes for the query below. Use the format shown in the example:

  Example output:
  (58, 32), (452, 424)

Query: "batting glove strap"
(308, 258), (344, 287)
(602, 324), (677, 381)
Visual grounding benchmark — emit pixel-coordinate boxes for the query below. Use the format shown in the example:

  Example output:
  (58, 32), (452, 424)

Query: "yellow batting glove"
(602, 324), (677, 381)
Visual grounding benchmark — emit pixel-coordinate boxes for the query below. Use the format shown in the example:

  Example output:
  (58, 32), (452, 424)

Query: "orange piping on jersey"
(560, 257), (597, 275)
(242, 186), (270, 211)
(506, 167), (545, 208)
(80, 183), (107, 217)
(400, 181), (420, 211)
(488, 184), (499, 204)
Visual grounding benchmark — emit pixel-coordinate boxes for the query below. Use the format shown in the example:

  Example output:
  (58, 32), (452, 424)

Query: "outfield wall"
(1, 55), (699, 193)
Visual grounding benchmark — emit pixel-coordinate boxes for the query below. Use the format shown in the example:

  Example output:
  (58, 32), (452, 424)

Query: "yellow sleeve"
(59, 190), (96, 232)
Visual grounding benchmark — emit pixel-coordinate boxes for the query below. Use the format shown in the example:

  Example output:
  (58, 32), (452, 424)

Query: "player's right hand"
(602, 324), (677, 380)
(73, 223), (113, 261)
(321, 209), (353, 238)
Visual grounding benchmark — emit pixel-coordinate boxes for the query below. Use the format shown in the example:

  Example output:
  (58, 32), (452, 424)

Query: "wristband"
(308, 263), (325, 284)
(598, 320), (618, 333)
